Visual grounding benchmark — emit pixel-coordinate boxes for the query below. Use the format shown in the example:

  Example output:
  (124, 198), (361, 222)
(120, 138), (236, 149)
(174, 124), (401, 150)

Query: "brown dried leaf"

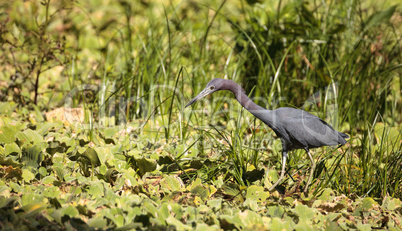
(318, 202), (346, 213)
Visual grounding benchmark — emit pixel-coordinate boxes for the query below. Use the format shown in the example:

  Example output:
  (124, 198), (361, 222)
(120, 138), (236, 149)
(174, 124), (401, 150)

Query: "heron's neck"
(236, 91), (266, 111)
(225, 84), (266, 112)
(217, 80), (278, 130)
(221, 81), (277, 128)
(231, 87), (279, 130)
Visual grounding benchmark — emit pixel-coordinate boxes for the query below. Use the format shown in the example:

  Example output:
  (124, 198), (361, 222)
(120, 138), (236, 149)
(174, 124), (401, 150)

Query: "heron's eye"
(210, 86), (215, 90)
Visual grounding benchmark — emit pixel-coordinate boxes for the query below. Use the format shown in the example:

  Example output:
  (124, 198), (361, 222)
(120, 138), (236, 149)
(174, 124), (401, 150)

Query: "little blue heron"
(186, 78), (349, 193)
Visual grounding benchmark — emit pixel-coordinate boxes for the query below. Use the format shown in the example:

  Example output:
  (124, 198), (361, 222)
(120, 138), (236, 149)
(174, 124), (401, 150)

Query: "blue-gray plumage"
(186, 78), (349, 193)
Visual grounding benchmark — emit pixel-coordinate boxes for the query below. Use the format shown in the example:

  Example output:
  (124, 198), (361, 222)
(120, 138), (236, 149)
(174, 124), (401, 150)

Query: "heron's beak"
(185, 88), (214, 108)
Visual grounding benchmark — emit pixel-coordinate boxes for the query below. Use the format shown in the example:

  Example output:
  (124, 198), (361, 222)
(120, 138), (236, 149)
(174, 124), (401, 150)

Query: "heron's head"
(185, 78), (225, 108)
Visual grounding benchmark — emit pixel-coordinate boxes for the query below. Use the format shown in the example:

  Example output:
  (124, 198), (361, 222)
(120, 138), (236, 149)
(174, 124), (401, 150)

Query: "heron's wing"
(250, 110), (290, 141)
(275, 108), (340, 148)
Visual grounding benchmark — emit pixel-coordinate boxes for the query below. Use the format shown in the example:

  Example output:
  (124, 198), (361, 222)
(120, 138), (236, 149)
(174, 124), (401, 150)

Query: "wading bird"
(186, 78), (349, 193)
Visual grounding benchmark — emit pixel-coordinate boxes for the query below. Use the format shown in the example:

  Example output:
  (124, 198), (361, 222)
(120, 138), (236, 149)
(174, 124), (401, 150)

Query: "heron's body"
(186, 78), (349, 192)
(252, 107), (348, 151)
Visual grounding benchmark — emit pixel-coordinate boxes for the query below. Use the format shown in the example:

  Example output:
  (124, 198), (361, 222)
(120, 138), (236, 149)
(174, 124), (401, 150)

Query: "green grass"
(0, 0), (401, 229)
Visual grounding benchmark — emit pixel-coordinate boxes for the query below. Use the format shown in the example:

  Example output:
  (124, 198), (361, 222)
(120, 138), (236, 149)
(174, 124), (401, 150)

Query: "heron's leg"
(304, 148), (316, 193)
(269, 151), (287, 191)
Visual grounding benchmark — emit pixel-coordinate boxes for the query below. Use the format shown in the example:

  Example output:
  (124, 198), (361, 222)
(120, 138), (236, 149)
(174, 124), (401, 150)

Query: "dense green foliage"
(0, 0), (401, 230)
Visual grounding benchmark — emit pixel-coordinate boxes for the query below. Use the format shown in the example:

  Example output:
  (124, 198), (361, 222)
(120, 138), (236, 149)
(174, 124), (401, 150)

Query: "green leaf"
(237, 210), (264, 228)
(190, 185), (209, 200)
(87, 216), (108, 229)
(161, 175), (184, 193)
(22, 144), (43, 168)
(127, 149), (142, 159)
(88, 181), (105, 198)
(42, 186), (60, 198)
(22, 169), (35, 182)
(143, 200), (166, 226)
(31, 105), (44, 122)
(159, 203), (171, 221)
(207, 198), (222, 210)
(142, 200), (158, 217)
(166, 215), (192, 230)
(38, 166), (47, 176)
(83, 147), (101, 166)
(19, 202), (46, 214)
(16, 129), (44, 145)
(12, 23), (23, 42)
(99, 164), (107, 175)
(382, 197), (401, 211)
(364, 5), (396, 31)
(294, 220), (314, 231)
(53, 165), (65, 181)
(267, 206), (285, 218)
(361, 197), (377, 210)
(283, 197), (295, 206)
(0, 102), (17, 116)
(293, 204), (316, 222)
(0, 196), (16, 209)
(0, 185), (11, 197)
(5, 142), (21, 156)
(36, 122), (60, 136)
(136, 158), (157, 176)
(316, 188), (335, 201)
(121, 169), (138, 187)
(59, 205), (79, 218)
(219, 214), (243, 229)
(42, 176), (57, 184)
(104, 127), (119, 138)
(264, 168), (279, 189)
(270, 217), (295, 230)
(245, 185), (270, 203)
(221, 183), (243, 203)
(21, 192), (44, 205)
(93, 146), (113, 164)
(356, 222), (372, 231)
(374, 123), (402, 153)
(0, 125), (19, 144)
